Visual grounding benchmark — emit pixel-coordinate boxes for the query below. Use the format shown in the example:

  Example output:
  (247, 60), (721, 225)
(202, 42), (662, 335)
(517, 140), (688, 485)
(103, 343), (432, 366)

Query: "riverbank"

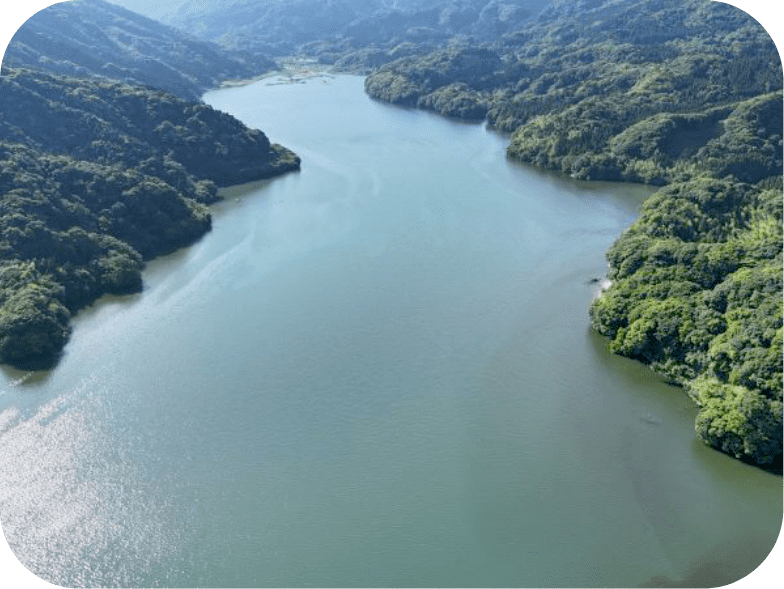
(0, 69), (301, 370)
(362, 19), (783, 468)
(220, 57), (335, 89)
(4, 75), (779, 588)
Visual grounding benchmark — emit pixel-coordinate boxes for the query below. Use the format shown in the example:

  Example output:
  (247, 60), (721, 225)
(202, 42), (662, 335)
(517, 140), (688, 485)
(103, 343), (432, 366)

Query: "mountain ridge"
(3, 0), (273, 99)
(0, 1), (299, 367)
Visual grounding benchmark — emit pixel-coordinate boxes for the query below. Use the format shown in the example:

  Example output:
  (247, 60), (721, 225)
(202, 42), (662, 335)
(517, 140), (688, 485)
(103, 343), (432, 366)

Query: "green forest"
(133, 0), (550, 69)
(1, 0), (782, 468)
(0, 66), (299, 367)
(365, 0), (783, 468)
(0, 0), (298, 368)
(2, 0), (273, 98)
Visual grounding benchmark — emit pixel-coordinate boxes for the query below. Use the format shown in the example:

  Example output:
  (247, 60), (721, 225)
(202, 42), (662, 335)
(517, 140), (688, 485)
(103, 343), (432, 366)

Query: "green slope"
(2, 0), (273, 99)
(0, 67), (299, 367)
(365, 0), (783, 467)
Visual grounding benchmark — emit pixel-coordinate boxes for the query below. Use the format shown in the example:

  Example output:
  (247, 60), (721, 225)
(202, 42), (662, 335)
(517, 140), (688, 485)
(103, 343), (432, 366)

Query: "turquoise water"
(0, 74), (780, 587)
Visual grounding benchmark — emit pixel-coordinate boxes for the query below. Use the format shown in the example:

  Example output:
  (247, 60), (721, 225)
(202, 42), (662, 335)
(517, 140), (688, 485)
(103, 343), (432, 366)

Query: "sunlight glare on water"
(0, 75), (780, 588)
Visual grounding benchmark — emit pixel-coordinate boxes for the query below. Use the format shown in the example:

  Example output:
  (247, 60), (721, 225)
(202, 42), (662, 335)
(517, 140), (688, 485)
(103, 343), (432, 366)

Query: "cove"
(0, 74), (780, 587)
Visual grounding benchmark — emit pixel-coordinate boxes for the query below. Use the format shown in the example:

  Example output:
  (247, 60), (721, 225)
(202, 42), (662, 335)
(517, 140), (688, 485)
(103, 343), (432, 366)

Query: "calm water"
(0, 75), (780, 587)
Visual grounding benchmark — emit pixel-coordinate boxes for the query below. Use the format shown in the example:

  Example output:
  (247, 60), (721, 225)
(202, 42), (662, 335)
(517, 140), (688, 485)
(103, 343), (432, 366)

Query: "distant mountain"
(145, 0), (550, 70)
(2, 0), (274, 99)
(104, 0), (192, 21)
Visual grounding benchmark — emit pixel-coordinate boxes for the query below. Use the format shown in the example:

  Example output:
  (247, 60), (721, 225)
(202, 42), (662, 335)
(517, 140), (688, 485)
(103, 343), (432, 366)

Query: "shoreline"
(219, 58), (336, 89)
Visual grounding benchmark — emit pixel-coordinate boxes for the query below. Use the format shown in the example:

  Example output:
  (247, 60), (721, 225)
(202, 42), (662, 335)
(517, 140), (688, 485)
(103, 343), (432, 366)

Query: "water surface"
(1, 75), (780, 587)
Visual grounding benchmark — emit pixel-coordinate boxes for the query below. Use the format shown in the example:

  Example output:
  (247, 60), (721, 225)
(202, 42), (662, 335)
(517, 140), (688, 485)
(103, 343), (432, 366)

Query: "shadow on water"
(586, 327), (679, 391)
(638, 544), (778, 587)
(0, 361), (56, 385)
(587, 327), (784, 475)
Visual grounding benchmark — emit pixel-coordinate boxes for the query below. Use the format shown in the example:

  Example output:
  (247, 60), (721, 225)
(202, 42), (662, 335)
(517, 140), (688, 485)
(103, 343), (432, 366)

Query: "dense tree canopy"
(0, 67), (299, 367)
(1, 0), (781, 466)
(590, 175), (782, 466)
(2, 0), (272, 99)
(150, 0), (550, 67)
(364, 0), (783, 467)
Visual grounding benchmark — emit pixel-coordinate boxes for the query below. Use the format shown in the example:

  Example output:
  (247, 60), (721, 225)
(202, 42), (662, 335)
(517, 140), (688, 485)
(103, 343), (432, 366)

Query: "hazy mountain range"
(107, 0), (550, 63)
(4, 0), (273, 98)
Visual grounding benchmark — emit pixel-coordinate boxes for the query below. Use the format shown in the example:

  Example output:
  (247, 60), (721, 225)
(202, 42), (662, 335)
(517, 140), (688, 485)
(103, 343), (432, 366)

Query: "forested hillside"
(0, 68), (299, 186)
(366, 0), (780, 142)
(3, 0), (272, 99)
(2, 1), (781, 466)
(0, 68), (299, 367)
(146, 0), (549, 72)
(0, 2), (300, 367)
(366, 0), (783, 467)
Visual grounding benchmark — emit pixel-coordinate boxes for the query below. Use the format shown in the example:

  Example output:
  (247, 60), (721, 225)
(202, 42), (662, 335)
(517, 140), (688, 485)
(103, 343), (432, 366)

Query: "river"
(0, 74), (780, 587)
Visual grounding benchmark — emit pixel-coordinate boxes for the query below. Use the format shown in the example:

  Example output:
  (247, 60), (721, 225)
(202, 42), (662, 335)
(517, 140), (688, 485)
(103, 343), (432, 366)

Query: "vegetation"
(0, 0), (304, 368)
(0, 66), (299, 367)
(3, 0), (273, 99)
(590, 177), (782, 466)
(140, 0), (549, 73)
(2, 0), (781, 466)
(364, 0), (782, 467)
